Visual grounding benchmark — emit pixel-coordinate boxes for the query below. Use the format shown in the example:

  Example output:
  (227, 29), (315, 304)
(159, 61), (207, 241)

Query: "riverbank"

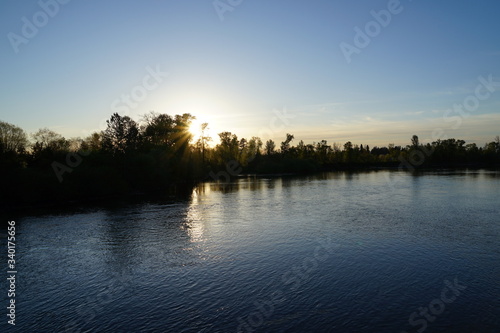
(3, 165), (498, 214)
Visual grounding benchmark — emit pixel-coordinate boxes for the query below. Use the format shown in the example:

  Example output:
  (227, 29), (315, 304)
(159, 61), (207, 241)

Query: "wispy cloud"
(285, 112), (500, 147)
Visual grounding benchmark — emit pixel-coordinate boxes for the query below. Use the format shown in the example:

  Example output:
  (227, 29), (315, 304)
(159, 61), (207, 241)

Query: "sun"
(189, 116), (214, 144)
(189, 117), (204, 141)
(164, 91), (225, 145)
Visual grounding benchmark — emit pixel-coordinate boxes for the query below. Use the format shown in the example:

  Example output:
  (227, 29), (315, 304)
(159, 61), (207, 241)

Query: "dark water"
(1, 170), (499, 332)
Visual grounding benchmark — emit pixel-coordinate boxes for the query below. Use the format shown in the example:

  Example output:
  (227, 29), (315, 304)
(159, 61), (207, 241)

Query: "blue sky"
(1, 0), (499, 147)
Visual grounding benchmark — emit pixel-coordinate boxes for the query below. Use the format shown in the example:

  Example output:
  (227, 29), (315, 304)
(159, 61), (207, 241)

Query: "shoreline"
(2, 166), (498, 214)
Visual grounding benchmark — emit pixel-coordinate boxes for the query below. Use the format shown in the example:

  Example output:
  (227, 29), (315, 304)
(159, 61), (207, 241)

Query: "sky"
(1, 0), (499, 147)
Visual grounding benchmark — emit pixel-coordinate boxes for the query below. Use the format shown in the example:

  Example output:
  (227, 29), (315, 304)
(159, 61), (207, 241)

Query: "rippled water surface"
(2, 170), (499, 332)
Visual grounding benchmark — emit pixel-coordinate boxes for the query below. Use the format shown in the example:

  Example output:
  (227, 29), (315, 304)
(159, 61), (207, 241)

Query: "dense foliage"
(1, 115), (499, 207)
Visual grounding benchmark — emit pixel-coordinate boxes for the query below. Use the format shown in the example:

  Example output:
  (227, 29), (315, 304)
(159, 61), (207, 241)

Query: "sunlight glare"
(189, 117), (204, 141)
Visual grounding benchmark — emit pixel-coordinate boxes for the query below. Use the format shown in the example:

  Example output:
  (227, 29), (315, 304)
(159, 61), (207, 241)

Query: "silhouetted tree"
(200, 122), (210, 164)
(102, 113), (140, 155)
(411, 135), (419, 148)
(343, 141), (353, 163)
(81, 132), (102, 152)
(0, 121), (28, 169)
(142, 112), (175, 147)
(280, 133), (294, 154)
(0, 121), (28, 154)
(265, 139), (276, 155)
(31, 128), (69, 156)
(214, 131), (240, 167)
(172, 113), (195, 153)
(247, 136), (262, 161)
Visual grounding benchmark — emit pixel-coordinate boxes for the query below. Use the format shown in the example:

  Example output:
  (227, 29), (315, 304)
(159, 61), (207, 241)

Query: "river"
(1, 170), (499, 332)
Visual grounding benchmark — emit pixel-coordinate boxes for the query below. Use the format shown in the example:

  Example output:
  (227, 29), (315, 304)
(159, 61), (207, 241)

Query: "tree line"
(1, 113), (499, 207)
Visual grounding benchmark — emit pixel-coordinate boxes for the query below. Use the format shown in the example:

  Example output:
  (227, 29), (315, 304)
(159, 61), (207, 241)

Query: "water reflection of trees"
(96, 169), (499, 273)
(203, 171), (393, 194)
